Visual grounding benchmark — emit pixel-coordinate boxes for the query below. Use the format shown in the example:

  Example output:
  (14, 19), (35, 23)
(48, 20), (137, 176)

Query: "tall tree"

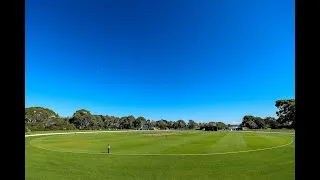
(254, 117), (266, 129)
(264, 117), (279, 129)
(25, 107), (59, 123)
(157, 120), (167, 130)
(146, 119), (151, 129)
(150, 120), (157, 129)
(127, 115), (135, 129)
(44, 117), (69, 130)
(216, 122), (227, 130)
(177, 120), (186, 129)
(69, 109), (93, 129)
(275, 99), (295, 128)
(134, 116), (146, 129)
(167, 121), (175, 129)
(188, 120), (197, 129)
(119, 116), (128, 129)
(240, 115), (258, 129)
(87, 115), (104, 130)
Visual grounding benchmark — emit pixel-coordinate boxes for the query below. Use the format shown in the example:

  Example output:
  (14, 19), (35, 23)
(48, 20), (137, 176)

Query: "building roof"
(228, 125), (240, 128)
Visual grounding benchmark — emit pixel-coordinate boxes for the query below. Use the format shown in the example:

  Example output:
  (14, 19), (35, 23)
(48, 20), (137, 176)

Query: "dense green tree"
(26, 122), (46, 131)
(202, 122), (217, 131)
(275, 99), (295, 128)
(44, 117), (71, 130)
(86, 115), (104, 130)
(25, 107), (59, 122)
(69, 109), (93, 129)
(25, 124), (31, 132)
(188, 120), (197, 129)
(240, 115), (259, 129)
(264, 117), (279, 129)
(254, 117), (266, 129)
(146, 119), (151, 129)
(118, 115), (135, 129)
(177, 120), (186, 129)
(157, 120), (167, 130)
(127, 115), (135, 129)
(119, 116), (127, 129)
(247, 120), (258, 129)
(216, 122), (227, 130)
(166, 121), (174, 129)
(134, 116), (146, 129)
(150, 120), (157, 129)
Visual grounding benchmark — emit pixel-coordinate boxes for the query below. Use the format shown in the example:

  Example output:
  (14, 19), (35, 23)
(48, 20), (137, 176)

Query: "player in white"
(107, 144), (110, 153)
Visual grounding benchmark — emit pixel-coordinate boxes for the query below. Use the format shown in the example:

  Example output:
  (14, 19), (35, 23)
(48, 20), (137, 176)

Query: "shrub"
(25, 125), (31, 132)
(26, 122), (46, 131)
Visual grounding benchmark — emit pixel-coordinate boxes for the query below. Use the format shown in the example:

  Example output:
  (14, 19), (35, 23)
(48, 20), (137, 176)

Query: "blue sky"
(26, 0), (294, 124)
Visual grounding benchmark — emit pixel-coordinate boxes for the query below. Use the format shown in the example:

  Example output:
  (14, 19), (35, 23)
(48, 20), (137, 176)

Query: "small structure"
(228, 125), (241, 131)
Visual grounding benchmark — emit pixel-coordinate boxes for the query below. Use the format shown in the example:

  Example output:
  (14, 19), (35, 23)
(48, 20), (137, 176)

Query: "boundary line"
(27, 131), (294, 156)
(25, 130), (137, 137)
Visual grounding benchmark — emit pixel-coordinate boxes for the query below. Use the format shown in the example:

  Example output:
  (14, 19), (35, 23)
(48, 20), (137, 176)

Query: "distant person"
(107, 144), (110, 154)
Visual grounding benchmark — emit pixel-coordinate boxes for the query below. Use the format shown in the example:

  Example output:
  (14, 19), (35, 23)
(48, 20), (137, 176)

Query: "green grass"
(26, 131), (295, 180)
(25, 129), (112, 135)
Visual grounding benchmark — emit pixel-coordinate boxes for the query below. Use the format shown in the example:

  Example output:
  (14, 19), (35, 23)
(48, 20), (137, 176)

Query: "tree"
(275, 99), (295, 128)
(150, 120), (157, 129)
(240, 115), (253, 128)
(146, 119), (151, 129)
(247, 120), (258, 129)
(216, 122), (227, 130)
(254, 117), (266, 129)
(119, 115), (135, 129)
(177, 120), (186, 129)
(25, 107), (59, 123)
(264, 117), (279, 129)
(87, 115), (104, 130)
(102, 115), (111, 129)
(157, 120), (167, 130)
(127, 115), (135, 129)
(240, 115), (258, 129)
(167, 121), (175, 129)
(69, 109), (93, 129)
(25, 124), (31, 132)
(198, 123), (204, 129)
(44, 117), (69, 130)
(119, 116), (127, 129)
(134, 116), (146, 129)
(25, 122), (46, 131)
(107, 116), (120, 129)
(188, 120), (197, 129)
(202, 122), (217, 131)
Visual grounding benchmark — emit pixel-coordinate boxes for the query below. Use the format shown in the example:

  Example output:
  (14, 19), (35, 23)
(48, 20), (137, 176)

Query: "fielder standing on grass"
(107, 144), (110, 154)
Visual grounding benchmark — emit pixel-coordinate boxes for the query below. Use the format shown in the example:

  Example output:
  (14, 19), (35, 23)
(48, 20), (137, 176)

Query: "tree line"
(239, 99), (295, 129)
(25, 99), (295, 132)
(24, 107), (220, 132)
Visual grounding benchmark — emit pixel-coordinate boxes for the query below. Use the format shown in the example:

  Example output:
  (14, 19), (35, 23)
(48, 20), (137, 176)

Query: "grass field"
(244, 129), (295, 133)
(26, 130), (295, 180)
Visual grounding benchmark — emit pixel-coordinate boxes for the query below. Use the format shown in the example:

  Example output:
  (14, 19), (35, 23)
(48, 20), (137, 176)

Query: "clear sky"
(26, 0), (294, 124)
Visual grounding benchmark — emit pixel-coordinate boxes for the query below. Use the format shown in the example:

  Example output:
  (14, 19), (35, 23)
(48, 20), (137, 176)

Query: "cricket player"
(107, 144), (110, 153)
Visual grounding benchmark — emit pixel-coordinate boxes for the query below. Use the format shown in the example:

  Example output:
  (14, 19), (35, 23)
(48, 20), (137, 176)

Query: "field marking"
(27, 131), (294, 156)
